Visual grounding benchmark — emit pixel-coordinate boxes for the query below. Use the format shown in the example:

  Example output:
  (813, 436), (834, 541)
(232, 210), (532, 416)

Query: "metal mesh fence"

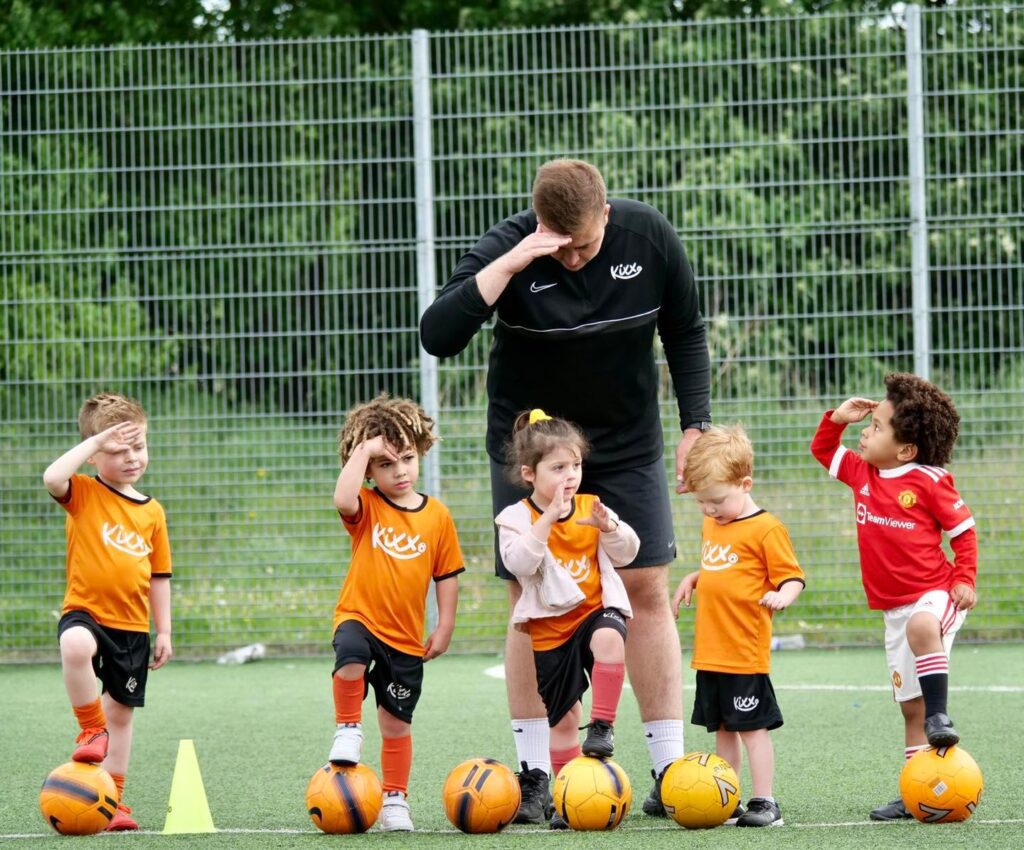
(2, 5), (1021, 661)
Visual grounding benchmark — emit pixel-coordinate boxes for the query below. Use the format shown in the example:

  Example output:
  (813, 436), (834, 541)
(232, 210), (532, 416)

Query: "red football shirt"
(811, 413), (977, 610)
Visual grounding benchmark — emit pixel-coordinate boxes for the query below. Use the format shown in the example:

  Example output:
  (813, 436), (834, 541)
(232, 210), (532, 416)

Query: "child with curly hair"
(811, 373), (978, 822)
(327, 394), (464, 832)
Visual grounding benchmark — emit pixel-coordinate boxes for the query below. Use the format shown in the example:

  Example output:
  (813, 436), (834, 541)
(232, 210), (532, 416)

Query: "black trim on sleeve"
(434, 567), (465, 582)
(776, 577), (806, 589)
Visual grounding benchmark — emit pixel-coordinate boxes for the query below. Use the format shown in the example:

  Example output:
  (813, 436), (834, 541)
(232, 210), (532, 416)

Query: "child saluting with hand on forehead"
(327, 394), (464, 832)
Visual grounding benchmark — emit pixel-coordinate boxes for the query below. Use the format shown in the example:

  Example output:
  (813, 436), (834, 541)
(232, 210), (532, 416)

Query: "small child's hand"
(423, 625), (453, 661)
(950, 582), (977, 611)
(542, 477), (570, 522)
(577, 497), (618, 533)
(830, 398), (878, 425)
(672, 571), (700, 617)
(759, 590), (789, 611)
(95, 421), (144, 454)
(361, 436), (399, 462)
(150, 634), (173, 670)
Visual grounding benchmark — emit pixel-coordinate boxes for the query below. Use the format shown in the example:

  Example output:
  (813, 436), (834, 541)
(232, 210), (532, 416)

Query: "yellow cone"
(162, 739), (216, 834)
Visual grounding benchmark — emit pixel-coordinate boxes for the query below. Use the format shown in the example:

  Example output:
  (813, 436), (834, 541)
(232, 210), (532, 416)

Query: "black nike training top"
(420, 199), (711, 471)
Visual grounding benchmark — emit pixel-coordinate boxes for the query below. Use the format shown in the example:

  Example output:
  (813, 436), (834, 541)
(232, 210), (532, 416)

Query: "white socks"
(511, 718), (551, 775)
(644, 719), (685, 775)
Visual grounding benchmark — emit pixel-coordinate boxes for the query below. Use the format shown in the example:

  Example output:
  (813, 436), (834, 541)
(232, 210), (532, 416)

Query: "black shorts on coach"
(691, 670), (783, 733)
(533, 607), (628, 727)
(58, 610), (150, 707)
(332, 619), (424, 724)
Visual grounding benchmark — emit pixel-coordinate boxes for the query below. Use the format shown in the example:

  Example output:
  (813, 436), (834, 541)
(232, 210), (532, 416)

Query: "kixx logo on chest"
(373, 523), (427, 560)
(610, 263), (642, 280)
(555, 553), (591, 582)
(101, 522), (152, 557)
(700, 541), (739, 571)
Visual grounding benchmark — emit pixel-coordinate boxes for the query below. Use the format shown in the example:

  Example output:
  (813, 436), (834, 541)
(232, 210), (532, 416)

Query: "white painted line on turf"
(485, 663), (633, 688)
(4, 819), (1024, 839)
(483, 665), (1023, 692)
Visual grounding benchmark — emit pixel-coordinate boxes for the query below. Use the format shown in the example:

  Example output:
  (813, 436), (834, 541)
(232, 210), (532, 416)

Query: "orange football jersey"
(690, 511), (804, 674)
(55, 474), (172, 632)
(523, 495), (605, 652)
(334, 488), (464, 657)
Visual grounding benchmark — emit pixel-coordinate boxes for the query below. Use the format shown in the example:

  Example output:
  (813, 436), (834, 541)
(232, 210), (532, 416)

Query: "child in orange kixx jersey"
(496, 410), (640, 830)
(327, 394), (463, 833)
(42, 392), (173, 832)
(673, 425), (804, 828)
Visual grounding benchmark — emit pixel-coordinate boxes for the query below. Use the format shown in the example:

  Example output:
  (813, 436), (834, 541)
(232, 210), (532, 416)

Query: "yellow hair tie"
(529, 409), (552, 425)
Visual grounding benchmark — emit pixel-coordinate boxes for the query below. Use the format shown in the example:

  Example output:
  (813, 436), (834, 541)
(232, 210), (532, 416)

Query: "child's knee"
(590, 628), (625, 662)
(59, 627), (97, 665)
(555, 703), (582, 733)
(103, 697), (135, 727)
(335, 662), (367, 680)
(377, 707), (411, 738)
(905, 611), (942, 649)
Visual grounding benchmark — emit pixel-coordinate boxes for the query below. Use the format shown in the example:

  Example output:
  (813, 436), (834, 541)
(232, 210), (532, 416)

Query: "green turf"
(5, 646), (1023, 848)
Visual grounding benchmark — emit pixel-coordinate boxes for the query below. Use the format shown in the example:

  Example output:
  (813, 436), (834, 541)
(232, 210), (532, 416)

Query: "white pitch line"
(6, 819), (1024, 840)
(483, 665), (1023, 692)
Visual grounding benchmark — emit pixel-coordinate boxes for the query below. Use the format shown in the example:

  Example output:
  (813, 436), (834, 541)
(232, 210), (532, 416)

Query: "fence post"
(411, 29), (440, 630)
(905, 4), (931, 380)
(412, 28), (439, 491)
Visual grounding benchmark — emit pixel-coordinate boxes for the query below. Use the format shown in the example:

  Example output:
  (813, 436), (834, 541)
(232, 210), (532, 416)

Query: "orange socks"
(109, 773), (126, 801)
(381, 735), (412, 794)
(333, 676), (364, 724)
(73, 698), (106, 731)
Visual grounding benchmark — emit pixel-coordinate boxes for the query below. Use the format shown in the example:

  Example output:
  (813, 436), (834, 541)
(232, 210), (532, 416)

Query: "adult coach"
(419, 159), (711, 821)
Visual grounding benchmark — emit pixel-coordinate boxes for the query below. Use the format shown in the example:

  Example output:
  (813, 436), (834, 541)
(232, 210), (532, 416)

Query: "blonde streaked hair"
(532, 159), (607, 235)
(682, 425), (754, 492)
(337, 393), (438, 463)
(77, 392), (147, 439)
(504, 410), (590, 487)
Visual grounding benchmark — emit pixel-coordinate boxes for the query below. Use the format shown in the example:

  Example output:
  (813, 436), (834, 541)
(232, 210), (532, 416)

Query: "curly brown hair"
(884, 372), (960, 467)
(337, 394), (438, 463)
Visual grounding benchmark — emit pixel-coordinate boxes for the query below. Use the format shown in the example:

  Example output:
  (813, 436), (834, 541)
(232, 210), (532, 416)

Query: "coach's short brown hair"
(532, 159), (607, 235)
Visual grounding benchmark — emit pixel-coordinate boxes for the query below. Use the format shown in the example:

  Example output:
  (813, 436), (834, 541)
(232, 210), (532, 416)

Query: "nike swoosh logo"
(530, 281), (558, 293)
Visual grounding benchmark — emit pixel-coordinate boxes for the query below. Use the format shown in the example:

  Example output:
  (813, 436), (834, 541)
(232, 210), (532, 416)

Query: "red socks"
(590, 662), (625, 722)
(551, 744), (582, 778)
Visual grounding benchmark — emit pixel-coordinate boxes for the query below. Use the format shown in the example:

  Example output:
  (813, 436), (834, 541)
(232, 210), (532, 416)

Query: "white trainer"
(328, 723), (363, 765)
(380, 791), (414, 832)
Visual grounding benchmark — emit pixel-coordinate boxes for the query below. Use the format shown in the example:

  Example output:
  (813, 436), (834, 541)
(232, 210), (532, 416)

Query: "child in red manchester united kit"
(43, 393), (173, 831)
(811, 372), (977, 822)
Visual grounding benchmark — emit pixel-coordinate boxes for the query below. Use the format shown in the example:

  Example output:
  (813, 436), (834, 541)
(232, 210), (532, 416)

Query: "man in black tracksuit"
(420, 159), (711, 824)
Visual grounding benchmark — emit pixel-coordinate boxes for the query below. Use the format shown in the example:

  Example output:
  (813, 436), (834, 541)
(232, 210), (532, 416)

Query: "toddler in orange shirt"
(673, 425), (804, 828)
